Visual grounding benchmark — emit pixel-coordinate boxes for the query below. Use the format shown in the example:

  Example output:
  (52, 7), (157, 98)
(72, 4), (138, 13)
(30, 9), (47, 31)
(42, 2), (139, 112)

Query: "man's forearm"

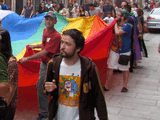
(35, 44), (42, 48)
(114, 23), (119, 34)
(27, 50), (48, 60)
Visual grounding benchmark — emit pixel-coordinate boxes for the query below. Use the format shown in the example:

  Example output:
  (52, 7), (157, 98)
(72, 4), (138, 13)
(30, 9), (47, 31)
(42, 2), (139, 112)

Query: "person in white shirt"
(89, 3), (102, 16)
(71, 3), (79, 18)
(46, 0), (53, 10)
(44, 29), (108, 120)
(99, 1), (104, 11)
(103, 11), (114, 25)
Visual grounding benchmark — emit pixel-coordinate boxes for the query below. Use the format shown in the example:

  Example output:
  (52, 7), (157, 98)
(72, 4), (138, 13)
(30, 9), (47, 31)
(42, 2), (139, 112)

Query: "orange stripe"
(87, 15), (108, 38)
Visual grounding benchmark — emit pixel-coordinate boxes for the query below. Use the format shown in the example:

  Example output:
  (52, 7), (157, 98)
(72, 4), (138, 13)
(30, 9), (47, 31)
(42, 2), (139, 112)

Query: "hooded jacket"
(44, 55), (108, 120)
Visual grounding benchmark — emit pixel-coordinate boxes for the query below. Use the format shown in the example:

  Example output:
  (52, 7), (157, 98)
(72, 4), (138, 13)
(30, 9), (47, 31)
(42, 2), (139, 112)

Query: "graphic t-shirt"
(57, 59), (81, 120)
(111, 23), (132, 53)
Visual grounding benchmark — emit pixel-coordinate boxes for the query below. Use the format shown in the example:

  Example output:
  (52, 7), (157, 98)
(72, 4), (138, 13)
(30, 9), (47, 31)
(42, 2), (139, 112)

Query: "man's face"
(131, 2), (134, 7)
(106, 0), (110, 5)
(45, 17), (57, 28)
(47, 0), (50, 4)
(121, 2), (127, 9)
(100, 1), (104, 7)
(89, 6), (93, 10)
(53, 3), (56, 6)
(60, 35), (80, 59)
(86, 0), (90, 4)
(116, 11), (122, 22)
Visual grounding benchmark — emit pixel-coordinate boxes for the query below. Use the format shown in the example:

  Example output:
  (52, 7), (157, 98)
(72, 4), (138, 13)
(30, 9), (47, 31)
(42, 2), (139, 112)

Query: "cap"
(119, 9), (129, 19)
(44, 12), (57, 20)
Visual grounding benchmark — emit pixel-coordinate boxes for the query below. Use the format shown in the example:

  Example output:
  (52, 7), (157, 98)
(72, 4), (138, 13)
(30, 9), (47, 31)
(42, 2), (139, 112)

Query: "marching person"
(0, 28), (12, 119)
(20, 12), (61, 120)
(89, 3), (102, 16)
(44, 29), (108, 120)
(36, 2), (48, 15)
(104, 10), (132, 92)
(20, 0), (34, 18)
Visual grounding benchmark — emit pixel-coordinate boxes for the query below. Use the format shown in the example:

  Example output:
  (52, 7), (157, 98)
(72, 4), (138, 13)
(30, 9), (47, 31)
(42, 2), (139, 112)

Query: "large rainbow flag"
(1, 10), (116, 87)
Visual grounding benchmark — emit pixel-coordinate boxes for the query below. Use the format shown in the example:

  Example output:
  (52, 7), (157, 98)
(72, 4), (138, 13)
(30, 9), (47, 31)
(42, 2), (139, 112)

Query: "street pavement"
(14, 11), (160, 120)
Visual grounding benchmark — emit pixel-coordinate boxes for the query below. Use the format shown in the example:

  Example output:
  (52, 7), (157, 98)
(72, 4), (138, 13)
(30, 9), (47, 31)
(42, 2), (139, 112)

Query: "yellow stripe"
(16, 16), (96, 61)
(62, 16), (95, 39)
(16, 41), (42, 61)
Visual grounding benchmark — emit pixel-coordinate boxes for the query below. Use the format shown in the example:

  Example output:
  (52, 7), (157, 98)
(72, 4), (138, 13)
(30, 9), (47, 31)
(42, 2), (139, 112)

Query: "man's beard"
(60, 49), (76, 59)
(116, 18), (121, 23)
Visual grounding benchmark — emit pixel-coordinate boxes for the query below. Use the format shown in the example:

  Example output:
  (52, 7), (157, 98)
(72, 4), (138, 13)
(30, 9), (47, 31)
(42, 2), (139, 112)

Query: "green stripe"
(11, 12), (69, 56)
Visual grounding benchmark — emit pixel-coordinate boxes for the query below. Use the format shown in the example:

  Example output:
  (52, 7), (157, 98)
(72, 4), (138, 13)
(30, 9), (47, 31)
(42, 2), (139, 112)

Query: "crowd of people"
(1, 0), (159, 120)
(143, 0), (160, 11)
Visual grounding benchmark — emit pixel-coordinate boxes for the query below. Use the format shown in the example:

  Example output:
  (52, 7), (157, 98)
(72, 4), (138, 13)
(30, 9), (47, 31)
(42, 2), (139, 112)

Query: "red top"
(41, 28), (61, 63)
(151, 3), (154, 10)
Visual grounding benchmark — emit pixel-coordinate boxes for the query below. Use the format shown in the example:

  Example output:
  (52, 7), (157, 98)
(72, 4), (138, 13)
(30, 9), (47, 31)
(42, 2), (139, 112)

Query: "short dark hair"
(124, 5), (131, 13)
(58, 3), (64, 12)
(133, 3), (138, 8)
(124, 1), (128, 6)
(79, 5), (85, 12)
(0, 29), (12, 61)
(62, 29), (85, 54)
(89, 3), (95, 7)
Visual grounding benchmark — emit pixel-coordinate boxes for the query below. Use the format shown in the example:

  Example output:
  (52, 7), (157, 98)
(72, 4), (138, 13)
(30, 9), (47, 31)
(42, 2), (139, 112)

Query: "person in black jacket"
(44, 29), (108, 120)
(36, 2), (48, 15)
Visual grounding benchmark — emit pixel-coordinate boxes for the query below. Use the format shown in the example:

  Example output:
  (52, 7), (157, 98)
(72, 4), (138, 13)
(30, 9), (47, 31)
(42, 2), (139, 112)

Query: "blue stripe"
(2, 12), (45, 42)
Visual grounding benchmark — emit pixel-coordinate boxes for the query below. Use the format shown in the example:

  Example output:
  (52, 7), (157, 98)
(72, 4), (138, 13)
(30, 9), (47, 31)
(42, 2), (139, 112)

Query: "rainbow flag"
(1, 10), (116, 87)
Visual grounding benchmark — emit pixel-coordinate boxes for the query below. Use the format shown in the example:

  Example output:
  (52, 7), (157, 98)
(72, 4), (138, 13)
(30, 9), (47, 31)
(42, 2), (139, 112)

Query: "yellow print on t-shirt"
(59, 74), (81, 107)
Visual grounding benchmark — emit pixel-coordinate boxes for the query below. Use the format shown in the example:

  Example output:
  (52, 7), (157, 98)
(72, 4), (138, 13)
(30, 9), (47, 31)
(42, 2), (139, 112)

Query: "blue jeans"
(36, 62), (48, 117)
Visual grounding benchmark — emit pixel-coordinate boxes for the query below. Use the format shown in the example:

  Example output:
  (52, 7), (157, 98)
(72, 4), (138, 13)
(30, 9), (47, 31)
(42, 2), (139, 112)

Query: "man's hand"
(19, 57), (28, 63)
(138, 34), (143, 39)
(45, 80), (57, 92)
(28, 45), (35, 49)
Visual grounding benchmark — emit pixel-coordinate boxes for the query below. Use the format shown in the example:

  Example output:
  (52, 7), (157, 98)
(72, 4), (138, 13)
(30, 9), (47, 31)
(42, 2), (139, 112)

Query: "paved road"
(96, 10), (160, 120)
(101, 32), (160, 120)
(14, 11), (160, 120)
